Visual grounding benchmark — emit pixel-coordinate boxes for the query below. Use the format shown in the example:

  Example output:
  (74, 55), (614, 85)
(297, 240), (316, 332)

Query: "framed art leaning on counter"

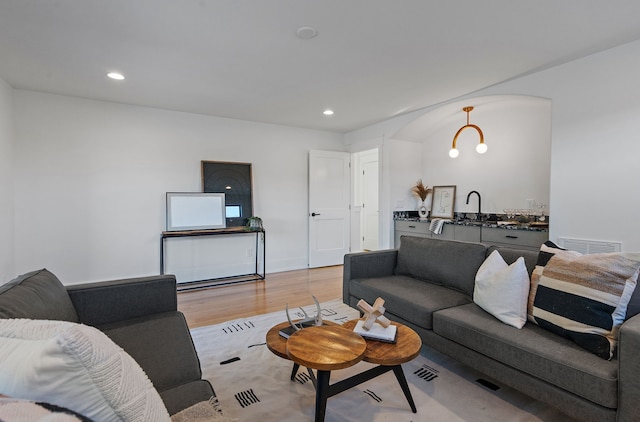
(430, 185), (456, 219)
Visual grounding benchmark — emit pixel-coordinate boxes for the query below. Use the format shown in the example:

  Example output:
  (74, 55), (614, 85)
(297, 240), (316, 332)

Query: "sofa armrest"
(66, 274), (178, 327)
(617, 313), (640, 422)
(343, 249), (397, 303)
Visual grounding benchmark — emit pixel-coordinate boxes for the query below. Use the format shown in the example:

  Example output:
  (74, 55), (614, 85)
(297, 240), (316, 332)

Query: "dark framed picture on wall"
(201, 161), (253, 227)
(430, 185), (456, 219)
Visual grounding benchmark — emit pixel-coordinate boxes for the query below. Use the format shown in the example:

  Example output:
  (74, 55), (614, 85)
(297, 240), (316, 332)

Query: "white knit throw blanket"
(170, 397), (236, 422)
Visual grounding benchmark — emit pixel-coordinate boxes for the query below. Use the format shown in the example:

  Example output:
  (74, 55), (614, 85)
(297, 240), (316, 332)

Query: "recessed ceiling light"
(296, 26), (318, 39)
(107, 72), (125, 80)
(323, 109), (334, 116)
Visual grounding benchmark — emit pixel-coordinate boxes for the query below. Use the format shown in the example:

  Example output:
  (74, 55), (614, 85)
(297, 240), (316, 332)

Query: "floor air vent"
(557, 238), (622, 254)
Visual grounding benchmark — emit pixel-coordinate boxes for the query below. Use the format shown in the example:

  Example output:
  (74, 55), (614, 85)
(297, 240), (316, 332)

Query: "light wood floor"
(177, 265), (344, 328)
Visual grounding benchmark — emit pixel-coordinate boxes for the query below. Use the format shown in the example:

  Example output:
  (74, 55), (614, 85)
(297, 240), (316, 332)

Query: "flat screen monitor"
(166, 192), (226, 231)
(225, 205), (241, 218)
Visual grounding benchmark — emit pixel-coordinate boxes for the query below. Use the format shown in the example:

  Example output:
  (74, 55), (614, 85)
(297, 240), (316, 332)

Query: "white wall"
(472, 40), (640, 250)
(407, 96), (551, 215)
(349, 96), (551, 248)
(13, 90), (345, 284)
(348, 39), (640, 252)
(0, 77), (14, 281)
(382, 138), (423, 247)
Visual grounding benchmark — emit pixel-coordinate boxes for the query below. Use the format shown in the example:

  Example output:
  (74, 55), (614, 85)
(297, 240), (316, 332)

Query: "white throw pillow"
(0, 319), (171, 422)
(474, 250), (530, 329)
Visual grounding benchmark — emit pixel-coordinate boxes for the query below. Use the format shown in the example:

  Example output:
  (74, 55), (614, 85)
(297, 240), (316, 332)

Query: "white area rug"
(191, 299), (575, 421)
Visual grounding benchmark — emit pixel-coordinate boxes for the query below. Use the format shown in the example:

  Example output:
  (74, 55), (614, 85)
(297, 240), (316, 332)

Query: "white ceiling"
(2, 0), (640, 134)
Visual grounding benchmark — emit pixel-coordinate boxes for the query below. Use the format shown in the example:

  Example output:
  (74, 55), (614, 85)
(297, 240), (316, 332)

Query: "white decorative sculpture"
(357, 297), (391, 331)
(285, 295), (322, 332)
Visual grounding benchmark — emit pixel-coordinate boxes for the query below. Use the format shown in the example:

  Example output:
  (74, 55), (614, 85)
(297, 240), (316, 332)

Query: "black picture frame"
(201, 161), (253, 227)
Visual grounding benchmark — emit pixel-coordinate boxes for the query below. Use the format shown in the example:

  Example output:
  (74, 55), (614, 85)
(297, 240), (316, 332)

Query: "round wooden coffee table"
(266, 319), (421, 421)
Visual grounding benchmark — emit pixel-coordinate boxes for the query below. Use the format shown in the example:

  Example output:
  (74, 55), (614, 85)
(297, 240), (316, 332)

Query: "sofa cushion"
(532, 252), (640, 359)
(433, 303), (619, 408)
(395, 236), (488, 297)
(101, 311), (203, 394)
(0, 318), (170, 422)
(473, 250), (530, 328)
(0, 269), (78, 322)
(349, 275), (472, 330)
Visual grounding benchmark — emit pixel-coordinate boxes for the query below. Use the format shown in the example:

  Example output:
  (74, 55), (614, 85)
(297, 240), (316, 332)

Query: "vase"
(418, 201), (428, 219)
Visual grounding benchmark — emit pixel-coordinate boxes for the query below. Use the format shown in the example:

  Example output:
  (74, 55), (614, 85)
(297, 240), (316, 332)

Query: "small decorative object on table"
(354, 298), (397, 343)
(280, 295), (323, 338)
(357, 297), (390, 330)
(411, 179), (432, 220)
(246, 216), (263, 229)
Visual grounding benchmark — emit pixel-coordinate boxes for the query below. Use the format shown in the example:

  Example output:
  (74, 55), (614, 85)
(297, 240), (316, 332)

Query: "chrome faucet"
(466, 191), (481, 221)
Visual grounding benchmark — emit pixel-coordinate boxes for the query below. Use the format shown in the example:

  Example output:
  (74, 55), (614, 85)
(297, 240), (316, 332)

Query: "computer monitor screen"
(225, 205), (241, 218)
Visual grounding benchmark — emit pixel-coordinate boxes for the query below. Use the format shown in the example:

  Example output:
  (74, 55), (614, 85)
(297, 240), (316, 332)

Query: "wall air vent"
(557, 237), (622, 254)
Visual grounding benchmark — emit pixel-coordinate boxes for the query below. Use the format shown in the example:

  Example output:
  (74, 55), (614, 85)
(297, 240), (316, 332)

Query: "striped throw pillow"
(531, 252), (640, 359)
(528, 241), (581, 323)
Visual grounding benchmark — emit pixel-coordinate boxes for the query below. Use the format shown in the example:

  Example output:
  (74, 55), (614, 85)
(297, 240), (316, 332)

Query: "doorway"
(353, 149), (380, 251)
(308, 148), (380, 268)
(308, 150), (351, 268)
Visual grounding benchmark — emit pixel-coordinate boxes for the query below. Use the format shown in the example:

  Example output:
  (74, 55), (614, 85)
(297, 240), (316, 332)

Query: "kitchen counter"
(393, 217), (549, 232)
(393, 216), (549, 251)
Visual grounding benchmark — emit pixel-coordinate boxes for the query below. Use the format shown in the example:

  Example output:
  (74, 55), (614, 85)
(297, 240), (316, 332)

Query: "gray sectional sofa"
(0, 268), (214, 416)
(343, 235), (640, 422)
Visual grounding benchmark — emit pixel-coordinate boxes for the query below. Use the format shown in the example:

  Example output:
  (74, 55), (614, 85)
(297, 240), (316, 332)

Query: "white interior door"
(308, 150), (351, 268)
(362, 158), (379, 250)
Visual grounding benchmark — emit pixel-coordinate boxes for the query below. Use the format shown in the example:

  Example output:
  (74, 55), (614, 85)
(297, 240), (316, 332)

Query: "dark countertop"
(394, 217), (549, 232)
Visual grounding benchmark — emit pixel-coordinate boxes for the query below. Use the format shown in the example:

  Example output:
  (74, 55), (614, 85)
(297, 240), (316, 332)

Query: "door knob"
(311, 212), (321, 217)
